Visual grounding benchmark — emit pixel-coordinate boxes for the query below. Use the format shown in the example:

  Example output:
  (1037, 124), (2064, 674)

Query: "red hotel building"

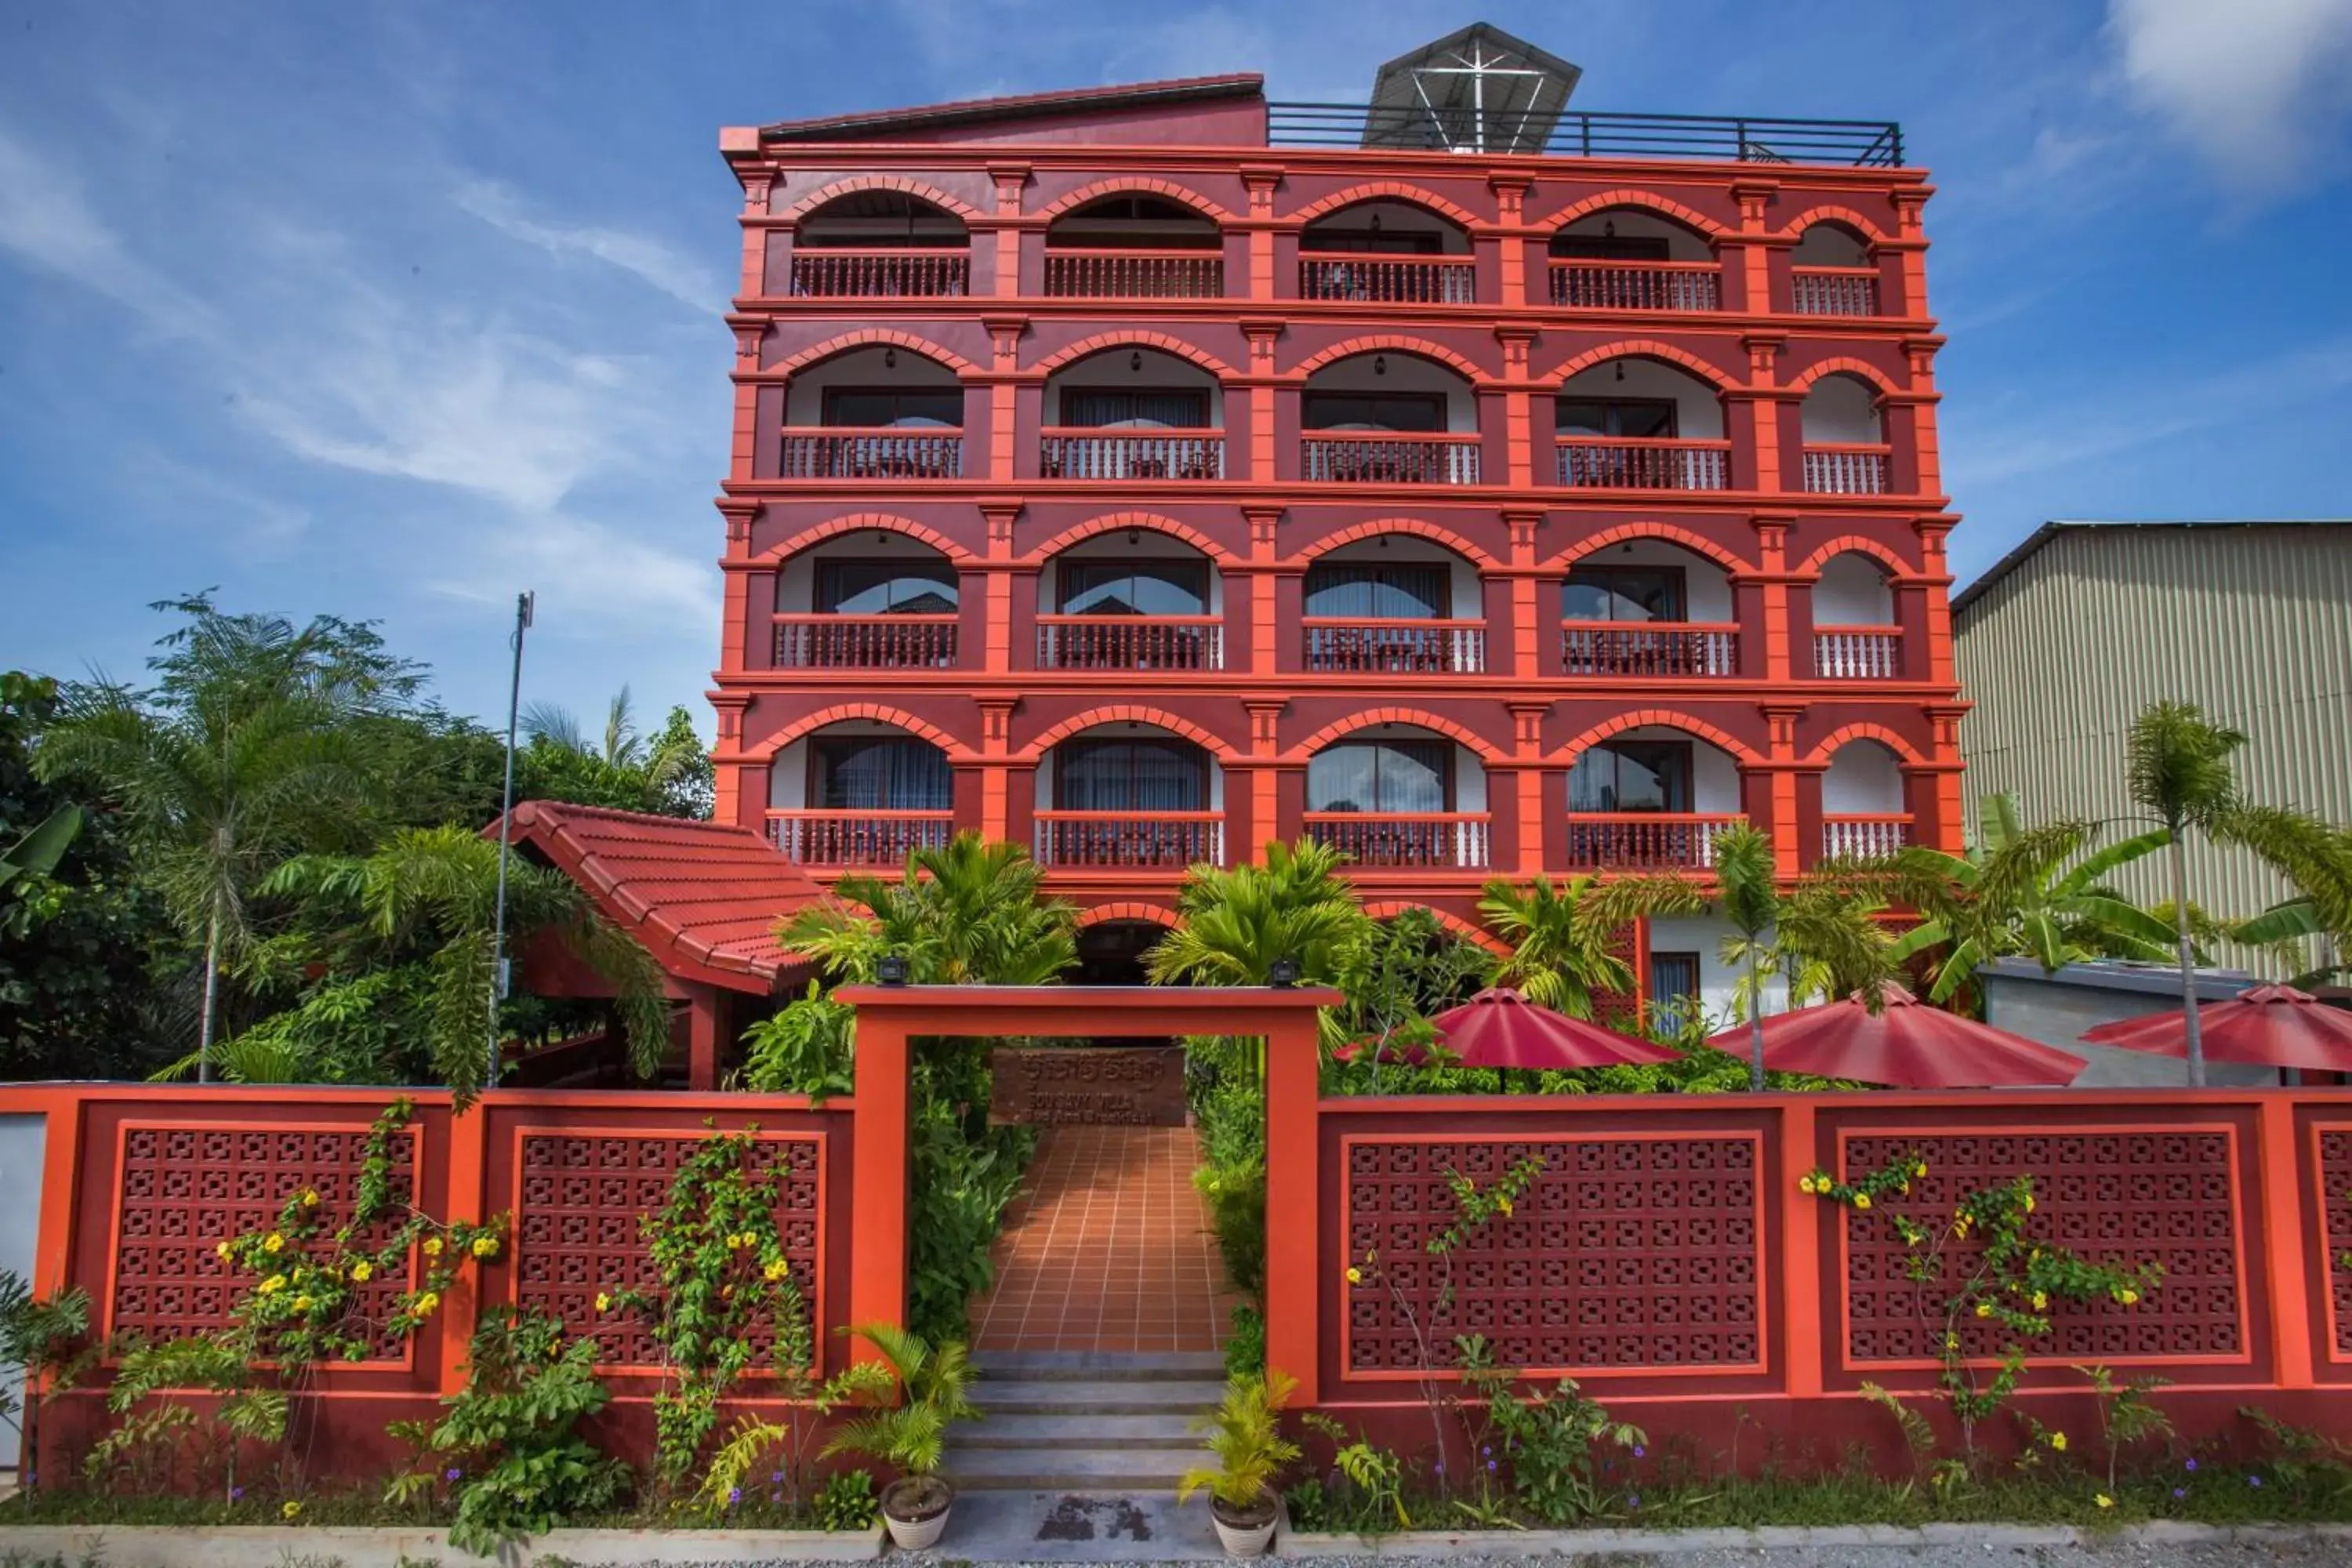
(706, 26), (1963, 1011)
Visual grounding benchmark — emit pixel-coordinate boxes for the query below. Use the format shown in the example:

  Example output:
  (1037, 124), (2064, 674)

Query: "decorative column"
(1918, 705), (1968, 854)
(1911, 514), (1958, 685)
(1726, 178), (1779, 314)
(1508, 702), (1549, 877)
(1898, 336), (1946, 499)
(1243, 700), (1287, 866)
(1748, 511), (1796, 681)
(1241, 321), (1282, 483)
(976, 697), (1019, 845)
(1494, 325), (1538, 489)
(735, 165), (775, 300)
(1757, 703), (1807, 877)
(1503, 508), (1544, 685)
(987, 162), (1029, 297)
(979, 501), (1022, 677)
(845, 1008), (913, 1356)
(1240, 166), (1283, 303)
(1487, 172), (1531, 307)
(1244, 506), (1283, 681)
(717, 499), (763, 676)
(1888, 191), (1931, 320)
(726, 317), (767, 485)
(980, 317), (1027, 483)
(1737, 332), (1787, 494)
(709, 694), (752, 831)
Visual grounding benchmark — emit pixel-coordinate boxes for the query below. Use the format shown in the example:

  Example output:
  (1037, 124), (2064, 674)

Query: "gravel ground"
(872, 1544), (2352, 1568)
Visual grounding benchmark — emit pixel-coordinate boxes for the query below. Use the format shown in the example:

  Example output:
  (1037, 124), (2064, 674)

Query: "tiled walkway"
(970, 1124), (1240, 1353)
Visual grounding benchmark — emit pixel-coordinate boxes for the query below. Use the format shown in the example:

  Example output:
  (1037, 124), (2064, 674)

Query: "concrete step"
(943, 1443), (1212, 1491)
(958, 1411), (1207, 1450)
(975, 1378), (1226, 1416)
(975, 1349), (1227, 1383)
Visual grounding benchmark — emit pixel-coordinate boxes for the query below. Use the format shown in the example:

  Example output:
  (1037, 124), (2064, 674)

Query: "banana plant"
(1882, 793), (2176, 1004)
(0, 805), (82, 895)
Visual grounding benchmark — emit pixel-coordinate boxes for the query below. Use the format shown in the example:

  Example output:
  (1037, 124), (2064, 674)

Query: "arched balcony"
(788, 190), (970, 298)
(1559, 539), (1739, 678)
(779, 344), (964, 480)
(1301, 351), (1480, 485)
(1820, 739), (1911, 859)
(1303, 535), (1485, 674)
(1564, 725), (1745, 870)
(766, 722), (956, 866)
(1555, 357), (1730, 491)
(1040, 347), (1225, 481)
(1812, 552), (1901, 680)
(1789, 221), (1880, 317)
(1070, 916), (1174, 985)
(1799, 374), (1890, 495)
(1298, 198), (1475, 304)
(1044, 193), (1224, 299)
(1305, 724), (1490, 869)
(1548, 209), (1721, 312)
(1035, 726), (1223, 868)
(771, 532), (959, 670)
(1036, 532), (1222, 671)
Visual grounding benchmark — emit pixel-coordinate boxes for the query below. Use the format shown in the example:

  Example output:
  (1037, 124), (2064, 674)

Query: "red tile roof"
(490, 801), (826, 995)
(758, 74), (1263, 143)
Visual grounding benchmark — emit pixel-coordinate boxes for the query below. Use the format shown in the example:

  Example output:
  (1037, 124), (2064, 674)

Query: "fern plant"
(1177, 1370), (1301, 1517)
(819, 1323), (977, 1515)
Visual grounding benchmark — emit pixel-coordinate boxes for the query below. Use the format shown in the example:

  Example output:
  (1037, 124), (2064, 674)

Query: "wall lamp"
(877, 952), (910, 986)
(1269, 955), (1301, 989)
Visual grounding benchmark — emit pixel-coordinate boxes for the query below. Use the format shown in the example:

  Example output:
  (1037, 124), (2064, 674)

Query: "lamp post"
(488, 590), (535, 1091)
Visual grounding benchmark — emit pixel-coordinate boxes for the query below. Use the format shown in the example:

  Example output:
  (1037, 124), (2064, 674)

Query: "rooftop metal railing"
(1265, 103), (1904, 166)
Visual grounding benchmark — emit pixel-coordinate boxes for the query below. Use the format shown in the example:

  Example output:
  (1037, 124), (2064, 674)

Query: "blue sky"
(4, 0), (2350, 728)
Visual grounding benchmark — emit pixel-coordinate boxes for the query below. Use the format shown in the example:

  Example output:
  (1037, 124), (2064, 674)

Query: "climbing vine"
(1805, 1151), (2161, 1459)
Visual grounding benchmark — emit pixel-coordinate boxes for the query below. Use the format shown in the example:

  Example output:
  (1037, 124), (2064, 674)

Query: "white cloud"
(453, 179), (725, 313)
(2108, 0), (2352, 192)
(427, 509), (717, 633)
(0, 123), (220, 336)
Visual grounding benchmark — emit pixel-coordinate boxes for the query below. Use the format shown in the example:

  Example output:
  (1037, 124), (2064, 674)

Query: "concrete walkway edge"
(0, 1522), (887, 1566)
(1281, 1519), (2352, 1558)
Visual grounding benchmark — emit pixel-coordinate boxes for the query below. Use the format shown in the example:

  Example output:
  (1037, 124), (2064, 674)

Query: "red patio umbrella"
(1704, 982), (2085, 1088)
(1428, 986), (1679, 1069)
(2079, 985), (2352, 1071)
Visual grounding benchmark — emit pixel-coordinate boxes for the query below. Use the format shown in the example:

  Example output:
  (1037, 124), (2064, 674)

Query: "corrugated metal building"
(1950, 520), (2352, 976)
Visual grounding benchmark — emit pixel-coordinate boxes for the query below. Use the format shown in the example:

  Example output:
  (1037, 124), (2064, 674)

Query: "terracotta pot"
(1208, 1490), (1279, 1556)
(880, 1474), (955, 1550)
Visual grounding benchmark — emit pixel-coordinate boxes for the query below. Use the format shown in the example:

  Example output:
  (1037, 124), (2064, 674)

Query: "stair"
(946, 1352), (1225, 1491)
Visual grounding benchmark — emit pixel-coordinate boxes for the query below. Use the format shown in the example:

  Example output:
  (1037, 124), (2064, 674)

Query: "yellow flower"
(259, 1274), (286, 1295)
(764, 1259), (789, 1283)
(263, 1232), (285, 1254)
(413, 1290), (440, 1315)
(1944, 1333), (1959, 1350)
(1495, 1196), (1513, 1218)
(2049, 1432), (2067, 1452)
(1853, 1193), (1872, 1210)
(215, 1240), (233, 1261)
(1345, 1267), (1363, 1285)
(2024, 1194), (2036, 1213)
(470, 1235), (499, 1260)
(300, 1189), (321, 1208)
(596, 1292), (612, 1312)
(2118, 1288), (2140, 1306)
(1799, 1174), (1819, 1195)
(422, 1236), (443, 1258)
(1900, 1181), (1912, 1196)
(350, 1261), (372, 1283)
(281, 1500), (303, 1520)
(2096, 1494), (2114, 1509)
(1975, 1302), (1993, 1318)
(2031, 1291), (2048, 1311)
(291, 1294), (313, 1313)
(1953, 1220), (1971, 1239)
(1912, 1160), (1928, 1178)
(726, 1232), (748, 1250)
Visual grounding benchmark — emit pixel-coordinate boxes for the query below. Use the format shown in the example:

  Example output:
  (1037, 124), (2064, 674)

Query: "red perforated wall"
(1840, 1129), (2246, 1366)
(1339, 1133), (1762, 1377)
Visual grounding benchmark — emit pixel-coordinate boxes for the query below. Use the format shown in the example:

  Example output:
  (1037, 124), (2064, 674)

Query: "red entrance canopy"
(1706, 982), (2085, 1088)
(2080, 984), (2352, 1071)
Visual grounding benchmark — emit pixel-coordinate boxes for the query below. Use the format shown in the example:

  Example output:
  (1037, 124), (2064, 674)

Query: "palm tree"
(1710, 825), (1899, 1090)
(1878, 793), (2179, 1003)
(779, 832), (1078, 985)
(34, 607), (387, 1077)
(522, 688), (712, 819)
(2234, 822), (2352, 985)
(252, 826), (669, 1102)
(2125, 702), (2352, 1083)
(1146, 837), (1370, 993)
(1476, 872), (1703, 1017)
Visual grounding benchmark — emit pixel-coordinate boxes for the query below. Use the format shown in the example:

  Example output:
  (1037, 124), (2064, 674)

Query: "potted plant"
(821, 1323), (977, 1549)
(1178, 1369), (1302, 1556)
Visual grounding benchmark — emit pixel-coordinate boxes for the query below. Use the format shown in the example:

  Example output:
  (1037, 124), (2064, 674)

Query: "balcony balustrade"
(1044, 250), (1224, 298)
(1563, 813), (1744, 870)
(767, 810), (956, 866)
(1039, 430), (1225, 481)
(1802, 443), (1893, 495)
(1813, 626), (1902, 680)
(1035, 811), (1224, 868)
(1790, 266), (1881, 316)
(1560, 622), (1738, 677)
(1305, 812), (1490, 869)
(771, 615), (957, 670)
(1298, 254), (1475, 304)
(779, 429), (963, 481)
(1302, 619), (1486, 674)
(1036, 615), (1222, 670)
(1822, 814), (1911, 860)
(1301, 431), (1481, 485)
(1548, 260), (1722, 312)
(1555, 437), (1730, 491)
(787, 249), (969, 298)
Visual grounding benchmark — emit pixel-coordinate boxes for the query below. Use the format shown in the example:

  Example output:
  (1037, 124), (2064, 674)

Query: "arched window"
(1559, 539), (1737, 677)
(790, 191), (969, 298)
(1301, 350), (1480, 485)
(767, 721), (954, 865)
(1798, 375), (1888, 495)
(1303, 534), (1483, 673)
(781, 344), (964, 479)
(1554, 357), (1727, 490)
(1549, 208), (1719, 310)
(1040, 346), (1225, 481)
(1299, 198), (1475, 303)
(773, 531), (960, 669)
(1045, 194), (1223, 298)
(1790, 223), (1878, 316)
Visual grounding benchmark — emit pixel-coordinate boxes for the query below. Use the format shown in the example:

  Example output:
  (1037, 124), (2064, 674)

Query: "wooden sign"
(988, 1047), (1189, 1127)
